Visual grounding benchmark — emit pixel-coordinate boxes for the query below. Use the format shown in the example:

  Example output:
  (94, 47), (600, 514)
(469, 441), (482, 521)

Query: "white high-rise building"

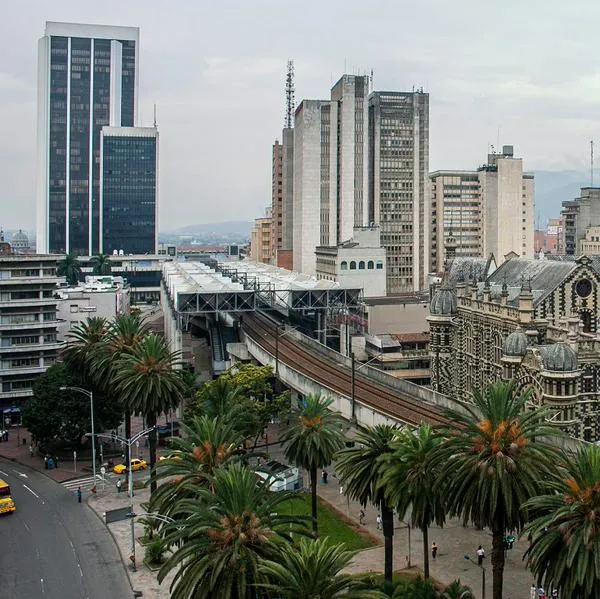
(36, 22), (139, 256)
(293, 75), (369, 276)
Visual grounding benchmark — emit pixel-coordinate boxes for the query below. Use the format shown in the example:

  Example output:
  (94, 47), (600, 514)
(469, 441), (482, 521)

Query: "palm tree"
(335, 424), (400, 588)
(149, 415), (245, 517)
(157, 462), (311, 599)
(523, 443), (600, 598)
(62, 316), (110, 375)
(379, 424), (446, 579)
(436, 381), (562, 599)
(114, 334), (186, 493)
(441, 580), (475, 599)
(90, 313), (147, 471)
(279, 393), (346, 536)
(90, 253), (112, 275)
(259, 537), (385, 599)
(57, 252), (82, 285)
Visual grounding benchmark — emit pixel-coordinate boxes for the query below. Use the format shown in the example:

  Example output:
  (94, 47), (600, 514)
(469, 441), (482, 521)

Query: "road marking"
(0, 469), (8, 477)
(78, 563), (83, 577)
(11, 468), (27, 478)
(40, 578), (45, 594)
(23, 522), (30, 532)
(23, 484), (40, 499)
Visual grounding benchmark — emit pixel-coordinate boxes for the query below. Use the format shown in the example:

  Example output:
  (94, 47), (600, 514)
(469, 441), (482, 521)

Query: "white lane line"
(23, 522), (30, 532)
(78, 563), (83, 577)
(11, 468), (27, 478)
(40, 578), (45, 594)
(23, 484), (40, 499)
(0, 469), (9, 477)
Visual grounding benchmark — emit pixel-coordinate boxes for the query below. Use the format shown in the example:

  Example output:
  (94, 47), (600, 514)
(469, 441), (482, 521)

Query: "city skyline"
(2, 1), (600, 231)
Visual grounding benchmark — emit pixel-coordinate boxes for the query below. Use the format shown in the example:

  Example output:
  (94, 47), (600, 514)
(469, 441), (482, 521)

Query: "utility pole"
(350, 352), (356, 422)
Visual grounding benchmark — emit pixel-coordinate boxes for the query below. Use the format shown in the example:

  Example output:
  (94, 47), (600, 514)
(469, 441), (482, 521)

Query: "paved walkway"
(1, 421), (537, 598)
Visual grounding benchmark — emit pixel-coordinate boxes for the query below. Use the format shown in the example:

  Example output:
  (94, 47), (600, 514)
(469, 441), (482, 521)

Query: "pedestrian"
(530, 584), (537, 599)
(28, 444), (33, 457)
(44, 455), (48, 470)
(322, 469), (328, 484)
(339, 484), (344, 496)
(77, 487), (82, 503)
(376, 514), (382, 530)
(550, 590), (558, 599)
(116, 478), (122, 493)
(476, 545), (485, 565)
(359, 509), (365, 525)
(431, 542), (438, 559)
(537, 587), (546, 599)
(54, 455), (59, 469)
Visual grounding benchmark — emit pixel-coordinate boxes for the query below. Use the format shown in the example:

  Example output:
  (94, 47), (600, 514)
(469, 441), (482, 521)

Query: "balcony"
(0, 320), (61, 331)
(0, 341), (65, 354)
(0, 388), (34, 401)
(0, 297), (58, 308)
(0, 365), (47, 377)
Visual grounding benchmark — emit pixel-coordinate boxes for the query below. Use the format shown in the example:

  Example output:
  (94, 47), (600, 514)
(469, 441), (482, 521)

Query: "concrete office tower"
(293, 75), (369, 276)
(99, 127), (158, 255)
(279, 128), (294, 269)
(37, 22), (139, 255)
(271, 139), (284, 264)
(479, 146), (534, 262)
(430, 146), (535, 274)
(561, 187), (600, 256)
(429, 171), (483, 274)
(369, 91), (430, 293)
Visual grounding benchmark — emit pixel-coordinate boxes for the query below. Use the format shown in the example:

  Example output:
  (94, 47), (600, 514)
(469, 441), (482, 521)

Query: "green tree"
(90, 253), (112, 275)
(114, 334), (186, 493)
(259, 537), (385, 599)
(335, 424), (400, 589)
(441, 580), (474, 599)
(62, 317), (110, 374)
(221, 363), (274, 400)
(436, 381), (561, 599)
(157, 463), (310, 599)
(149, 415), (245, 518)
(57, 252), (82, 285)
(523, 443), (600, 598)
(379, 424), (446, 579)
(279, 393), (346, 536)
(392, 576), (440, 599)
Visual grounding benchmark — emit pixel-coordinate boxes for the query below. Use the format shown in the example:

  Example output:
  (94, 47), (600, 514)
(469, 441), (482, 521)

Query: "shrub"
(145, 538), (165, 565)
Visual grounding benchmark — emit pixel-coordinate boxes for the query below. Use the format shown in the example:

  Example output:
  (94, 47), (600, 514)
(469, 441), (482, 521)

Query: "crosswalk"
(62, 472), (119, 493)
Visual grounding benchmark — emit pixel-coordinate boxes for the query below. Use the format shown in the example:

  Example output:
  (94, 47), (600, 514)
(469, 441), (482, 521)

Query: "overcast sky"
(1, 0), (599, 232)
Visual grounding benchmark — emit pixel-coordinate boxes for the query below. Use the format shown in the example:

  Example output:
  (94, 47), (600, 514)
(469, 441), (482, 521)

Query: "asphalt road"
(0, 458), (132, 599)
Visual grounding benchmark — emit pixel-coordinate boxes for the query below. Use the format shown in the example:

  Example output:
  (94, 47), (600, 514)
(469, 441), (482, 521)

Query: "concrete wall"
(365, 301), (429, 335)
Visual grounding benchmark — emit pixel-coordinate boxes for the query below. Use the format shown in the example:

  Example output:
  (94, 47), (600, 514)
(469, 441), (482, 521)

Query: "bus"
(0, 479), (15, 515)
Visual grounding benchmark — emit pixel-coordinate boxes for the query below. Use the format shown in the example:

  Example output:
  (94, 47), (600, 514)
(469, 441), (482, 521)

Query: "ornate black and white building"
(429, 250), (600, 441)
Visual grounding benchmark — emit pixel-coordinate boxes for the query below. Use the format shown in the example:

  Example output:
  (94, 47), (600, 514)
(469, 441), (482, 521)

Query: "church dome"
(430, 287), (457, 316)
(540, 343), (578, 372)
(11, 229), (29, 249)
(503, 329), (528, 357)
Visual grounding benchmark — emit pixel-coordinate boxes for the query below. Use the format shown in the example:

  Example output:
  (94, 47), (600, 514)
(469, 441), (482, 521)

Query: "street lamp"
(464, 554), (486, 599)
(96, 427), (154, 572)
(61, 386), (96, 489)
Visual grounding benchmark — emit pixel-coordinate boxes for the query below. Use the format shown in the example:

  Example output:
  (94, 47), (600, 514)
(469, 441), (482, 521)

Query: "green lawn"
(277, 493), (375, 551)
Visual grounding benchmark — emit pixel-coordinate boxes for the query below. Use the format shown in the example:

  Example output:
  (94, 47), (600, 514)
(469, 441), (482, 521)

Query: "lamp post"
(96, 427), (154, 572)
(61, 386), (95, 487)
(464, 554), (486, 599)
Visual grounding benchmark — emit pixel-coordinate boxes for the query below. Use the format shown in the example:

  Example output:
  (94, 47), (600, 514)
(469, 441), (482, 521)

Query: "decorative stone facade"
(429, 253), (600, 441)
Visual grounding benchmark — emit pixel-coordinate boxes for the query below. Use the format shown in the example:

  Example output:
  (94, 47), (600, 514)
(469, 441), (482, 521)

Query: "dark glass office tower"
(100, 127), (158, 255)
(37, 22), (139, 255)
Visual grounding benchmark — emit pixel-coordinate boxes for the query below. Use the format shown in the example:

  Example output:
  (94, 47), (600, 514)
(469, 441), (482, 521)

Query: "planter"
(143, 558), (164, 572)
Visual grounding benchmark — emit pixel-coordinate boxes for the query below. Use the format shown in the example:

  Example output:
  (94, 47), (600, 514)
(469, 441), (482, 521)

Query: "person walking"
(530, 585), (537, 599)
(76, 487), (82, 503)
(476, 545), (485, 565)
(116, 478), (122, 493)
(376, 514), (382, 530)
(431, 542), (438, 559)
(359, 509), (365, 525)
(322, 469), (328, 484)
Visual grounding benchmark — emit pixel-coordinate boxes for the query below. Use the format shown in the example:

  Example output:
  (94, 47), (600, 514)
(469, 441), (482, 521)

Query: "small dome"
(503, 329), (528, 357)
(540, 343), (578, 372)
(11, 229), (29, 248)
(430, 287), (457, 316)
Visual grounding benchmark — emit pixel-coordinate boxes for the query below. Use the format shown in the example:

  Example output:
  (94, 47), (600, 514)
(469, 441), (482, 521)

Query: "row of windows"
(340, 260), (384, 270)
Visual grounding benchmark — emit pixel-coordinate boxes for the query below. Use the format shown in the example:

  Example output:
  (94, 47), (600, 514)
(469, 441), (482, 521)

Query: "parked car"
(113, 458), (147, 475)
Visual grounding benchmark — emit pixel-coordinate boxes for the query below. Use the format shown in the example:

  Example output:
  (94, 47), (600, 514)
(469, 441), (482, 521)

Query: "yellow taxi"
(0, 496), (16, 515)
(113, 458), (148, 475)
(159, 451), (183, 462)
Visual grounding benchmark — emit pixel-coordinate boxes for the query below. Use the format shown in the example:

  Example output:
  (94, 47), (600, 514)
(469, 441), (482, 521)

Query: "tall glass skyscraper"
(100, 127), (158, 255)
(36, 22), (139, 255)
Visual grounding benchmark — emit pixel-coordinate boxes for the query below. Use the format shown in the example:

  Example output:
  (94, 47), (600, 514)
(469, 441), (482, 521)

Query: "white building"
(315, 227), (387, 298)
(57, 276), (130, 340)
(37, 22), (140, 255)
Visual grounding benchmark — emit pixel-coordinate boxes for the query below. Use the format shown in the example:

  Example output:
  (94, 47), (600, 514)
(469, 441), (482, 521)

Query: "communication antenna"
(153, 103), (157, 128)
(370, 68), (374, 92)
(591, 139), (594, 187)
(285, 60), (295, 129)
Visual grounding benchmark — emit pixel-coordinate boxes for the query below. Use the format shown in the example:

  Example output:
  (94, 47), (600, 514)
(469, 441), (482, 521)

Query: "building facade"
(429, 253), (600, 441)
(99, 126), (158, 255)
(368, 90), (430, 294)
(37, 22), (139, 255)
(0, 256), (63, 409)
(315, 226), (386, 297)
(579, 225), (600, 256)
(430, 146), (534, 275)
(271, 139), (284, 264)
(280, 128), (294, 267)
(250, 215), (273, 264)
(562, 187), (600, 256)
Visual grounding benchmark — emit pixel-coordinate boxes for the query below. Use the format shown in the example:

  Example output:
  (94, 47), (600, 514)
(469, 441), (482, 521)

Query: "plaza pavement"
(1, 420), (537, 598)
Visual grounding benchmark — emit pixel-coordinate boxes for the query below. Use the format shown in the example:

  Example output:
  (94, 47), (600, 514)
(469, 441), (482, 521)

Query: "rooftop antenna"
(370, 68), (374, 92)
(591, 139), (594, 187)
(285, 60), (295, 129)
(153, 103), (157, 128)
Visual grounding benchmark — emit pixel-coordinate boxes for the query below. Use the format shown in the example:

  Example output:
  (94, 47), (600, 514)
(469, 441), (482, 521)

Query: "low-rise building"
(0, 255), (63, 409)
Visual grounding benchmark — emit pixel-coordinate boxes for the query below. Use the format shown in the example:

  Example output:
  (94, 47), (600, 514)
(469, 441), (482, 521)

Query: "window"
(350, 261), (357, 270)
(367, 261), (374, 269)
(340, 261), (348, 270)
(376, 261), (384, 270)
(358, 261), (365, 270)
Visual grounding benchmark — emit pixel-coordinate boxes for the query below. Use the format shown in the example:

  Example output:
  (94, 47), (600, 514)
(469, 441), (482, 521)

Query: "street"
(0, 458), (132, 599)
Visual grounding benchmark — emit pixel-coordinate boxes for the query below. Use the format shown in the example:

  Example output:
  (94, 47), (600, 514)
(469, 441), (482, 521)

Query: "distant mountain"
(164, 221), (253, 237)
(533, 170), (588, 226)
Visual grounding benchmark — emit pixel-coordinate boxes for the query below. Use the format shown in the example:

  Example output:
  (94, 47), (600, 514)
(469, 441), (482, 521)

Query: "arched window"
(367, 260), (374, 269)
(340, 261), (348, 270)
(376, 260), (383, 270)
(350, 261), (357, 270)
(358, 261), (365, 270)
